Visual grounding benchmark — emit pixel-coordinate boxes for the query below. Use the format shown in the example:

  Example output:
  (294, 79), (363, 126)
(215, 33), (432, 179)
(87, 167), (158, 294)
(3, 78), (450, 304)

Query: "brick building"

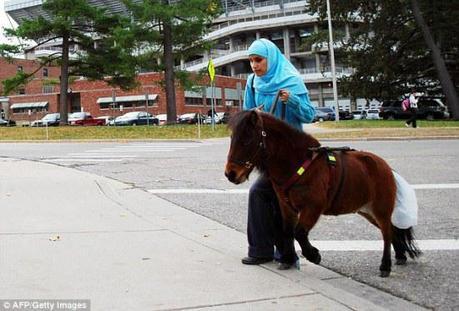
(0, 58), (245, 125)
(0, 57), (60, 121)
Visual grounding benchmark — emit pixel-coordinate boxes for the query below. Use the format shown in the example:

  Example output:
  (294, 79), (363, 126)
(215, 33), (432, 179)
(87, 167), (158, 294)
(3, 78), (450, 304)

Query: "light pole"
(326, 0), (340, 121)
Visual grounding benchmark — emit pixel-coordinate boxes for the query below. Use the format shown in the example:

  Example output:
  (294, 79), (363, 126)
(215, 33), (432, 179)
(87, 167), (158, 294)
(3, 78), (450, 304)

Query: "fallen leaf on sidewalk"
(49, 235), (60, 242)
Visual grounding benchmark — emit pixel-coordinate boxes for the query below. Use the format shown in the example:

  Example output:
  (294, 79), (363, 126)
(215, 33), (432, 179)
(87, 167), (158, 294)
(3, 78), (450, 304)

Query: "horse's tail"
(392, 225), (422, 259)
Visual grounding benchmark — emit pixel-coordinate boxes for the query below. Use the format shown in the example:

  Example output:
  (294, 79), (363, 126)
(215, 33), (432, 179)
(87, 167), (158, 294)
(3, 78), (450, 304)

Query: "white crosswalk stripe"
(42, 142), (209, 164)
(148, 183), (459, 194)
(302, 239), (459, 251)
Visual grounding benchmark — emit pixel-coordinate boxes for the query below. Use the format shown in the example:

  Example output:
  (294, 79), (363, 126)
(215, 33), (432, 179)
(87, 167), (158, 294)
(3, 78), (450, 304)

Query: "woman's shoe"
(241, 256), (272, 265)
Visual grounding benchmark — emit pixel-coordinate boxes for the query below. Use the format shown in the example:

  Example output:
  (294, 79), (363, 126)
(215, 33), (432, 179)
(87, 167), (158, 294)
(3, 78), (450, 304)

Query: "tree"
(1, 0), (139, 124)
(306, 0), (459, 118)
(410, 0), (459, 119)
(124, 0), (220, 124)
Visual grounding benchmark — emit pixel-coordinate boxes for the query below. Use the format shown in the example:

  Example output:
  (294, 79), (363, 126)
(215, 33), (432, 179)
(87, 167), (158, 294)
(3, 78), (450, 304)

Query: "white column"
(230, 64), (236, 76)
(283, 28), (290, 60)
(326, 0), (340, 120)
(229, 38), (234, 52)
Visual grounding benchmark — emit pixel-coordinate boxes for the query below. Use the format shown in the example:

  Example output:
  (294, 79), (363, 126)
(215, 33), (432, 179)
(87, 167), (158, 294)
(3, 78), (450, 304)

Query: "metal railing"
(298, 67), (318, 74)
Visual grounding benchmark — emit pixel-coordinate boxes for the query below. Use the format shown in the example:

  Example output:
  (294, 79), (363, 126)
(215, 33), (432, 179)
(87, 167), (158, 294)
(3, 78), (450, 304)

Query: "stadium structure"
(4, 0), (376, 110)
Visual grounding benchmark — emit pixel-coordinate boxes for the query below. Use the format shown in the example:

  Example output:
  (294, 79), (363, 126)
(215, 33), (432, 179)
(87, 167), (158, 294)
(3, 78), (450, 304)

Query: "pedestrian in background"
(405, 90), (418, 128)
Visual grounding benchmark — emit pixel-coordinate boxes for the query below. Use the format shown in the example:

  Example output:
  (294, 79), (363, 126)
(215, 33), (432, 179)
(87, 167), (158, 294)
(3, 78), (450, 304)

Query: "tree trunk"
(162, 19), (177, 124)
(59, 33), (70, 125)
(411, 0), (459, 120)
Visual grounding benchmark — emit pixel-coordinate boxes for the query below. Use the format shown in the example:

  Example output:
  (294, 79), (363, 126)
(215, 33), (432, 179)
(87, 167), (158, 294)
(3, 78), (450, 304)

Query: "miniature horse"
(225, 110), (420, 277)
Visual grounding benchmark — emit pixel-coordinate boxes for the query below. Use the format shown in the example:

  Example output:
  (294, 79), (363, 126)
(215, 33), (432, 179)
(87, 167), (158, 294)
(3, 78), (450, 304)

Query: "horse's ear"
(255, 104), (264, 111)
(249, 110), (259, 126)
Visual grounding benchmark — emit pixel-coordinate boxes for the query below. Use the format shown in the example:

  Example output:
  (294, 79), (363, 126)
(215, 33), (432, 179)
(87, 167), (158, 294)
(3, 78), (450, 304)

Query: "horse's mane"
(229, 111), (321, 168)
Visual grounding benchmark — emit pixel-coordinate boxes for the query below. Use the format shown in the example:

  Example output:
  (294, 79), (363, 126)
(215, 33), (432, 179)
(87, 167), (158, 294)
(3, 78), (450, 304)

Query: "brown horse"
(225, 110), (420, 277)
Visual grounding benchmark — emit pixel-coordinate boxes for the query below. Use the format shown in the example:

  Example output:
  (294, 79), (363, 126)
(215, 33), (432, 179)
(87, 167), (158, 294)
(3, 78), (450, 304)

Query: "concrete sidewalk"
(0, 158), (426, 310)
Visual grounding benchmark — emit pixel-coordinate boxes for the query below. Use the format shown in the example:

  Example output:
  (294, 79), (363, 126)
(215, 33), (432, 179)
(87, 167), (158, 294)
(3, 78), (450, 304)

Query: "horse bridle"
(228, 111), (267, 170)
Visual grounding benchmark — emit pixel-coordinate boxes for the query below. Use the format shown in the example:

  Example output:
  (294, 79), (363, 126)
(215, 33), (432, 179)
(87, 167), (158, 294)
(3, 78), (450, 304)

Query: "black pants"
(247, 174), (298, 262)
(406, 108), (418, 128)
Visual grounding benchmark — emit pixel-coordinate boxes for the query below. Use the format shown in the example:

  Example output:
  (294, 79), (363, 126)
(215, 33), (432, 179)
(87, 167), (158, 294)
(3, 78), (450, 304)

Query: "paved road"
(1, 139), (458, 310)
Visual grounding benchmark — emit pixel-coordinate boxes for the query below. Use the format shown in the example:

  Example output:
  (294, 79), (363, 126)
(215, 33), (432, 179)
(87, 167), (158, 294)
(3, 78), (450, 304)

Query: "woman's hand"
(279, 89), (290, 102)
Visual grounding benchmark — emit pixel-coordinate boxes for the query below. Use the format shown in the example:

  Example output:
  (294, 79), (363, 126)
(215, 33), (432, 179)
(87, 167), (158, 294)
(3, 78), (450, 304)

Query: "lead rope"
(250, 75), (286, 120)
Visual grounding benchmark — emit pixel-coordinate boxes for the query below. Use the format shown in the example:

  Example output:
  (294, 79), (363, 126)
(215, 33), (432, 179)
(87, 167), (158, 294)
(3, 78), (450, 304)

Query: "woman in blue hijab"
(241, 38), (315, 269)
(243, 38), (314, 129)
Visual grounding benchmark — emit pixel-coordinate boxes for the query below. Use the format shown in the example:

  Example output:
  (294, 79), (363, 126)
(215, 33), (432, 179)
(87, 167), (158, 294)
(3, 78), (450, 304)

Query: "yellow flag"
(207, 58), (215, 82)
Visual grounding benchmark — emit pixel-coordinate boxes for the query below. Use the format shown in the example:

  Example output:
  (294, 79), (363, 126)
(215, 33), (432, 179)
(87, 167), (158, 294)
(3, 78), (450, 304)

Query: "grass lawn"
(0, 124), (230, 141)
(1, 119), (459, 141)
(313, 119), (459, 139)
(317, 119), (459, 128)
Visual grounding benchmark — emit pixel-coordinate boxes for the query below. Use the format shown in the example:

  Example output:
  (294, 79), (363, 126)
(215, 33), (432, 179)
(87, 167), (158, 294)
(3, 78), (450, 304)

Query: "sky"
(0, 0), (19, 44)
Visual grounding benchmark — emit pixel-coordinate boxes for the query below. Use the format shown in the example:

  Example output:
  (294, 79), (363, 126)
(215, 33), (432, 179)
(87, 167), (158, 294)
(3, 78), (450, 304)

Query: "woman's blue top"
(243, 75), (315, 130)
(243, 39), (315, 131)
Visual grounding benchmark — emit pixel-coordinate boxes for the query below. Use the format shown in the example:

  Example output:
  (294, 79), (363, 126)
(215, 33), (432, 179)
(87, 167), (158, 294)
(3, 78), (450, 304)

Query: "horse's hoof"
(395, 258), (407, 265)
(303, 249), (321, 265)
(312, 253), (321, 265)
(380, 270), (390, 278)
(306, 253), (321, 265)
(277, 262), (293, 270)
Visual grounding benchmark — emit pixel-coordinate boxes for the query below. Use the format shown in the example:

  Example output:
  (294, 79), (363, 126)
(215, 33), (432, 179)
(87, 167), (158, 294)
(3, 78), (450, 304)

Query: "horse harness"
(229, 101), (354, 211)
(229, 84), (287, 169)
(227, 113), (267, 170)
(278, 146), (355, 213)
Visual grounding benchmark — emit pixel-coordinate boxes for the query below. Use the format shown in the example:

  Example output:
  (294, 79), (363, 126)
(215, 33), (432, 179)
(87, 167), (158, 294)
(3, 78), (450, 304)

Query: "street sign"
(207, 59), (215, 82)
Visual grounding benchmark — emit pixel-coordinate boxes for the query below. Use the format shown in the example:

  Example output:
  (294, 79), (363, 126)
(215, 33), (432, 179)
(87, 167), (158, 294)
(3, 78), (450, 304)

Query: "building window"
(99, 100), (156, 110)
(43, 68), (48, 77)
(17, 65), (23, 72)
(206, 98), (222, 106)
(18, 88), (25, 95)
(185, 97), (203, 106)
(225, 100), (238, 107)
(43, 85), (54, 93)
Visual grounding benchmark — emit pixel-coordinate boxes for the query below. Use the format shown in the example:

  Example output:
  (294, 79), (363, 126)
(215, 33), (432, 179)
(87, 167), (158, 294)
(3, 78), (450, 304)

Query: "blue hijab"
(248, 39), (307, 96)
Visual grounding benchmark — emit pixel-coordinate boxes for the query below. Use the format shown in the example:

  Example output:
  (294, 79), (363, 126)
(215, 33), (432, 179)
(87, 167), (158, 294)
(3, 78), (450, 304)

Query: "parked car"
(352, 110), (367, 120)
(366, 109), (381, 120)
(204, 112), (226, 124)
(379, 97), (449, 120)
(220, 112), (231, 124)
(95, 115), (114, 125)
(68, 112), (93, 124)
(30, 113), (60, 127)
(338, 110), (353, 120)
(156, 114), (168, 125)
(178, 113), (205, 124)
(70, 114), (105, 126)
(112, 111), (159, 126)
(313, 107), (335, 122)
(0, 118), (16, 126)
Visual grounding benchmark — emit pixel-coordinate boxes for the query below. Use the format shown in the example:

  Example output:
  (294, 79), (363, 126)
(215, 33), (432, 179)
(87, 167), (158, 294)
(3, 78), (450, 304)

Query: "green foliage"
(1, 71), (33, 95)
(124, 0), (221, 86)
(0, 124), (230, 140)
(306, 0), (458, 101)
(0, 0), (139, 96)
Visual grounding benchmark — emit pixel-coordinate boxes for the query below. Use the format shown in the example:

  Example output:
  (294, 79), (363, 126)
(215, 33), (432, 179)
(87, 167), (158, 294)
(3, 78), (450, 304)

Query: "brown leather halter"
(227, 111), (267, 170)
